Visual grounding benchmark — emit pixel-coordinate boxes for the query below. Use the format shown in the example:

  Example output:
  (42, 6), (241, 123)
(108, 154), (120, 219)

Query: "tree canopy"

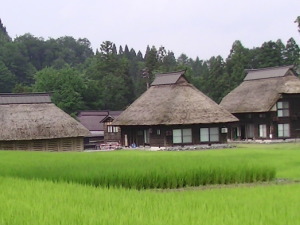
(0, 17), (299, 115)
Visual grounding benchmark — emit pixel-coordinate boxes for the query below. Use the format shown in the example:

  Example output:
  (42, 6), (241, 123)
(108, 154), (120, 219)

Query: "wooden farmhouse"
(0, 93), (90, 151)
(113, 71), (238, 147)
(100, 111), (122, 144)
(220, 65), (300, 140)
(77, 110), (122, 149)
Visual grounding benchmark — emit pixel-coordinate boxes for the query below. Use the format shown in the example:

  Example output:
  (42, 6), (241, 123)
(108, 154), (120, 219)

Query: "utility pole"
(141, 68), (150, 89)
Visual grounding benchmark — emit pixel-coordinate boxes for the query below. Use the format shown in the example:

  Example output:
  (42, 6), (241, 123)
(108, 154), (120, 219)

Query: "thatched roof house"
(220, 65), (300, 140)
(113, 71), (238, 147)
(0, 93), (90, 151)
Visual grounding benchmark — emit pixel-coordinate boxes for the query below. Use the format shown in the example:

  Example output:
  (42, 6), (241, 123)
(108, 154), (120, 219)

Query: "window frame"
(277, 101), (289, 117)
(278, 123), (290, 137)
(156, 129), (161, 135)
(107, 125), (118, 133)
(259, 124), (267, 138)
(172, 128), (192, 144)
(200, 127), (219, 142)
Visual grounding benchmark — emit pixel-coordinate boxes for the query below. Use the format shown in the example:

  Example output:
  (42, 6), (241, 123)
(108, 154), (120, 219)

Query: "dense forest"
(0, 18), (300, 115)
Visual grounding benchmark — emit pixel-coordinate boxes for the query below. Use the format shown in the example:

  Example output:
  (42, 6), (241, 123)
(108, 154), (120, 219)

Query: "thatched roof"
(113, 71), (238, 126)
(0, 93), (90, 141)
(220, 66), (300, 113)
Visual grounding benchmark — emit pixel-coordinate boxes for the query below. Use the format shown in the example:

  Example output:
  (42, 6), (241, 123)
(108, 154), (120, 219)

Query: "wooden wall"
(120, 124), (229, 147)
(0, 137), (84, 151)
(103, 123), (121, 143)
(231, 94), (300, 140)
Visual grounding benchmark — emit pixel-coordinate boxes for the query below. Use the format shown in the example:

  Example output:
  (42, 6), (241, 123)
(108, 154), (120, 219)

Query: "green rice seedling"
(2, 143), (298, 189)
(0, 176), (300, 225)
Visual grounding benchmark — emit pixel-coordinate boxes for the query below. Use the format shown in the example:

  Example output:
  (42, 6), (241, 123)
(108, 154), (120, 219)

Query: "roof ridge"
(0, 92), (50, 96)
(245, 65), (294, 72)
(155, 70), (186, 76)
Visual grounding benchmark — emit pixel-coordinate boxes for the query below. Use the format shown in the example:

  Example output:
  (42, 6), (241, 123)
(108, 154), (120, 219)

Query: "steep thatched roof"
(220, 66), (300, 113)
(0, 93), (90, 141)
(113, 71), (238, 126)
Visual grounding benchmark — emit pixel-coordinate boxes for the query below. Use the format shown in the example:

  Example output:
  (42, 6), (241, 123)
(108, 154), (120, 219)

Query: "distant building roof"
(244, 65), (294, 81)
(0, 93), (52, 105)
(151, 71), (186, 86)
(77, 110), (123, 132)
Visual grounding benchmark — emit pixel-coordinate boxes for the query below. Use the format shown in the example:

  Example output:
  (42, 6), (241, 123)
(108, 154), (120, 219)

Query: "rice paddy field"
(0, 143), (300, 225)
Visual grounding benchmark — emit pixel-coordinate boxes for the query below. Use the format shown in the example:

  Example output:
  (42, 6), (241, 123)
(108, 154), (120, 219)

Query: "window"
(200, 127), (219, 142)
(182, 129), (192, 143)
(144, 129), (150, 143)
(157, 129), (161, 135)
(277, 101), (289, 117)
(278, 124), (290, 137)
(200, 128), (209, 142)
(259, 113), (266, 118)
(246, 124), (254, 138)
(173, 129), (192, 144)
(107, 126), (118, 133)
(259, 124), (267, 138)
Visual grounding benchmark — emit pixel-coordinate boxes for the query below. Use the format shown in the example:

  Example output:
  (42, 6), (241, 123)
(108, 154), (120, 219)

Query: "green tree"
(84, 41), (135, 110)
(0, 60), (16, 92)
(0, 19), (11, 42)
(295, 16), (300, 33)
(255, 40), (285, 68)
(14, 33), (45, 70)
(205, 56), (225, 102)
(33, 66), (86, 114)
(0, 41), (36, 85)
(160, 51), (177, 72)
(225, 40), (250, 87)
(284, 38), (300, 66)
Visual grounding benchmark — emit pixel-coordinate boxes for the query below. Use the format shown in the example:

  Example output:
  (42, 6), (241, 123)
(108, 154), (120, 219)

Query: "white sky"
(1, 0), (299, 60)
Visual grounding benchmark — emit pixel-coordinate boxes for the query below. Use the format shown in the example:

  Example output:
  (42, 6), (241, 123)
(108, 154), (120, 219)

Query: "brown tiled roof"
(151, 70), (186, 86)
(77, 111), (123, 131)
(244, 65), (294, 81)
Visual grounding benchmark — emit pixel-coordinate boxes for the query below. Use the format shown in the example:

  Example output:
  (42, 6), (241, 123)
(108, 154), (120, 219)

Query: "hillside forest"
(1, 18), (300, 115)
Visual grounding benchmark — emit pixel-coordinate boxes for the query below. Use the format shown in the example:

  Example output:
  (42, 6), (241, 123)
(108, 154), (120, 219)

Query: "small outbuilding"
(113, 71), (238, 147)
(0, 93), (90, 151)
(77, 110), (122, 149)
(220, 65), (300, 140)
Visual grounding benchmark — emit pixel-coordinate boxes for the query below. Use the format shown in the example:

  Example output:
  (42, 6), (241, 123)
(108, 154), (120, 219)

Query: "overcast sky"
(1, 0), (299, 60)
